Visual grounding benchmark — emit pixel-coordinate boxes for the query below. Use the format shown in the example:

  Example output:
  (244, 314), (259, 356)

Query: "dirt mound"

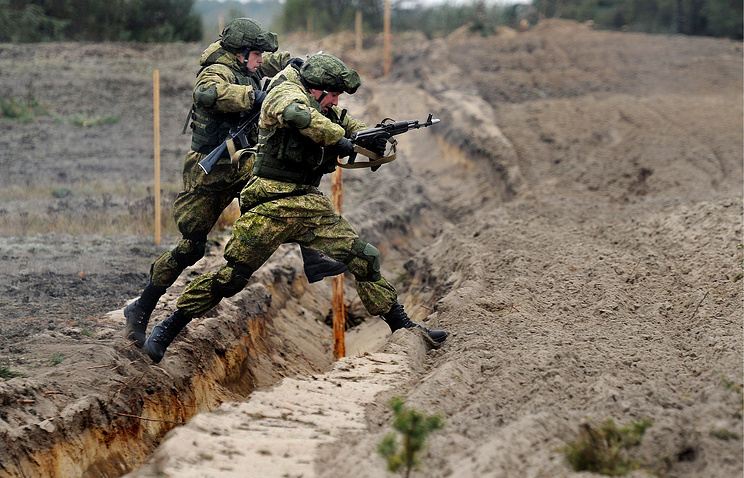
(1, 19), (742, 478)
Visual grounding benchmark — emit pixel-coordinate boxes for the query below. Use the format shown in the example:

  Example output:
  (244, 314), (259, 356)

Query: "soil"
(0, 19), (742, 478)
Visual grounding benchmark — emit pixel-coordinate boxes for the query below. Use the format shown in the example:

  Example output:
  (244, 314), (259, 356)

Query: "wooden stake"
(153, 70), (161, 245)
(331, 167), (345, 360)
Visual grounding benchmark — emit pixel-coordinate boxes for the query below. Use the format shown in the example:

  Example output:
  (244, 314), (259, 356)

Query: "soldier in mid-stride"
(144, 53), (448, 363)
(124, 19), (346, 348)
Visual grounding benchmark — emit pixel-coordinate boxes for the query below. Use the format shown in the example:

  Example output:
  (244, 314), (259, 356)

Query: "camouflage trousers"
(149, 150), (253, 289)
(176, 176), (398, 318)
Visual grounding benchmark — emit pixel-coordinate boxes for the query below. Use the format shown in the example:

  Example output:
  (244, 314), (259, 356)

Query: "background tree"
(532, 0), (742, 39)
(278, 0), (383, 35)
(0, 0), (202, 42)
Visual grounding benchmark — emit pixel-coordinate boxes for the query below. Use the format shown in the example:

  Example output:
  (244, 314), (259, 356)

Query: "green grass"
(0, 366), (28, 379)
(68, 113), (121, 127)
(0, 96), (47, 123)
(48, 353), (66, 366)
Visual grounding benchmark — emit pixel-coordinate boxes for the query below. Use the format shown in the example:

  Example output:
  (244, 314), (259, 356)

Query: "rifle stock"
(198, 108), (260, 174)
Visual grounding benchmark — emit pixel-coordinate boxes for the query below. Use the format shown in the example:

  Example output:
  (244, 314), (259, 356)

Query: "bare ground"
(0, 20), (742, 478)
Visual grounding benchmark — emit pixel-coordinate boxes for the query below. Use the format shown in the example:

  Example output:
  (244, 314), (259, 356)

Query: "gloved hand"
(253, 89), (267, 106)
(288, 57), (305, 68)
(331, 137), (354, 158)
(370, 136), (387, 157)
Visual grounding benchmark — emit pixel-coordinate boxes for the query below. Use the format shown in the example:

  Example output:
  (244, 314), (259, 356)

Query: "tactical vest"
(254, 98), (343, 187)
(189, 65), (260, 155)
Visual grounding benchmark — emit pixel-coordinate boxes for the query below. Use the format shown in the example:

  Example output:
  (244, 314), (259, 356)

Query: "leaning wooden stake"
(153, 70), (161, 245)
(331, 167), (345, 360)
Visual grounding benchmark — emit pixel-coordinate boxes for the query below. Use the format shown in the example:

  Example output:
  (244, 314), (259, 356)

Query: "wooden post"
(355, 10), (363, 52)
(331, 167), (345, 360)
(153, 70), (161, 245)
(384, 0), (391, 75)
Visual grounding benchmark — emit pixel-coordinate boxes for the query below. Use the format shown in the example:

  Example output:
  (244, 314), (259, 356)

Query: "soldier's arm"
(260, 83), (346, 146)
(193, 64), (256, 113)
(257, 51), (292, 78)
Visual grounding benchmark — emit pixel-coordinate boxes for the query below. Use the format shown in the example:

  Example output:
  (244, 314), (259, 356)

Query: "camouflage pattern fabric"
(175, 68), (400, 319)
(147, 42), (290, 289)
(260, 65), (366, 145)
(176, 178), (398, 318)
(148, 152), (255, 289)
(196, 41), (289, 113)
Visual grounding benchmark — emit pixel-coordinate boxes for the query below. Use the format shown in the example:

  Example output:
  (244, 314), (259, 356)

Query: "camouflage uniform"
(150, 41), (289, 291)
(144, 55), (447, 364)
(126, 20), (346, 349)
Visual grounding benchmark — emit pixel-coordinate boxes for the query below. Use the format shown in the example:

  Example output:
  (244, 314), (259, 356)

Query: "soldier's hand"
(253, 89), (267, 107)
(332, 137), (354, 158)
(288, 57), (305, 68)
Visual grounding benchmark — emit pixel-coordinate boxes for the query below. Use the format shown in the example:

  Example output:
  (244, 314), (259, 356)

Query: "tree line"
(0, 0), (740, 43)
(0, 0), (202, 42)
(532, 0), (742, 39)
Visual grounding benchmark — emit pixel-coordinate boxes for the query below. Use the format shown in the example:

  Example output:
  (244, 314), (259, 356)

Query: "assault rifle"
(339, 113), (440, 170)
(198, 108), (260, 174)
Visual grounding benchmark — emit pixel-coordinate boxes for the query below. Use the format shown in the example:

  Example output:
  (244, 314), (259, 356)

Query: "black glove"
(288, 57), (305, 68)
(331, 137), (354, 158)
(253, 89), (267, 106)
(357, 135), (387, 157)
(370, 136), (387, 157)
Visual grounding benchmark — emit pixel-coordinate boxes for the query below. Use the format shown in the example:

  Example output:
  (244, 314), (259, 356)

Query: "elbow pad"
(194, 84), (218, 108)
(283, 103), (312, 129)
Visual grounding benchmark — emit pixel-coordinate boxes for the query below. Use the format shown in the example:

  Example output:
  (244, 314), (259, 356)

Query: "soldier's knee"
(347, 239), (382, 282)
(172, 237), (207, 268)
(211, 263), (251, 298)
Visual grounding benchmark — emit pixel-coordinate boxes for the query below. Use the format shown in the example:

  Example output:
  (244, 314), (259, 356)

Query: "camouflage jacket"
(189, 41), (290, 154)
(253, 64), (366, 186)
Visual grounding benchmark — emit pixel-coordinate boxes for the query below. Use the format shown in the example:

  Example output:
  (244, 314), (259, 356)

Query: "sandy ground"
(0, 19), (742, 478)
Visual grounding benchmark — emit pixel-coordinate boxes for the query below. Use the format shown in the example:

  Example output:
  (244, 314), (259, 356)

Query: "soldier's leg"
(145, 210), (294, 363)
(309, 217), (447, 344)
(124, 187), (233, 347)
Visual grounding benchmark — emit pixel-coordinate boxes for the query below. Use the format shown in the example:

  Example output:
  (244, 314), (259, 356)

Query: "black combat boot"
(300, 246), (347, 283)
(382, 303), (448, 344)
(144, 310), (191, 364)
(123, 282), (166, 347)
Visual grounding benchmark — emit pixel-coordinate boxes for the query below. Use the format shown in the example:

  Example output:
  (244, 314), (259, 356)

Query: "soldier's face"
(238, 51), (264, 72)
(312, 90), (342, 112)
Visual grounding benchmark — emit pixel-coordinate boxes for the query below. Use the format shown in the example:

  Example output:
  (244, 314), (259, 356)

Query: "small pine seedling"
(377, 397), (444, 478)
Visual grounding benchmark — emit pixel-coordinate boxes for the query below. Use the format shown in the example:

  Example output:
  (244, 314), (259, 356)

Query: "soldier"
(144, 53), (448, 363)
(124, 19), (346, 348)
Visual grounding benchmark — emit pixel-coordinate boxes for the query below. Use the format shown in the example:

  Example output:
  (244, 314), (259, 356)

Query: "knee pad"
(211, 263), (251, 299)
(347, 239), (382, 282)
(171, 237), (207, 269)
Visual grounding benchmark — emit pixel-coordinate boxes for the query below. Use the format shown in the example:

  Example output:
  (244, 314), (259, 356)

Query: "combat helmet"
(300, 54), (360, 94)
(220, 18), (278, 54)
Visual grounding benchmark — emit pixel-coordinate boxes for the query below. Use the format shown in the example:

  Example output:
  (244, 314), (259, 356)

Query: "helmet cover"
(300, 54), (360, 94)
(220, 18), (278, 53)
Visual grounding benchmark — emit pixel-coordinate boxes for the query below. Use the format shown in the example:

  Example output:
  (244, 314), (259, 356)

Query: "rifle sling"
(338, 140), (398, 170)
